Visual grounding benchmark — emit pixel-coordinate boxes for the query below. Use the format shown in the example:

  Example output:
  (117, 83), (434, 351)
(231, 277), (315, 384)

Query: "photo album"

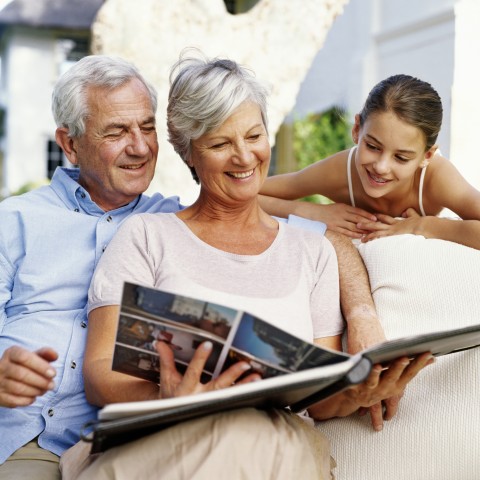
(82, 282), (480, 453)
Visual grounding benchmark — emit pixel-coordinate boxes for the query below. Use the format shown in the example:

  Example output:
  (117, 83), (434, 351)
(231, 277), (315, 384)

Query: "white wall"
(2, 28), (57, 194)
(375, 0), (455, 156)
(292, 0), (374, 119)
(450, 0), (480, 188)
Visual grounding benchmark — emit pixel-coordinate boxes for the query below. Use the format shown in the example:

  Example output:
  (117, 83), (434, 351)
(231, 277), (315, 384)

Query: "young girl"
(260, 74), (480, 250)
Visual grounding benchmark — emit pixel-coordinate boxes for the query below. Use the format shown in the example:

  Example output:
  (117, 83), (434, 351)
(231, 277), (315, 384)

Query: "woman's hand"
(346, 352), (434, 431)
(156, 340), (261, 399)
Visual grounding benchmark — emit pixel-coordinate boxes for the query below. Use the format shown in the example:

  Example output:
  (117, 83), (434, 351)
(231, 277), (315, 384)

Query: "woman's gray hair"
(52, 55), (158, 138)
(167, 49), (270, 183)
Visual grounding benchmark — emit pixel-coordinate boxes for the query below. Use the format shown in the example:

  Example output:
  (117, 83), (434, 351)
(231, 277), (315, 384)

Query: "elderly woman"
(75, 51), (432, 480)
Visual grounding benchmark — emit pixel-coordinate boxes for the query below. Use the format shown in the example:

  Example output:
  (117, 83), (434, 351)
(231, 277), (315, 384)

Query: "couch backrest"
(318, 234), (480, 480)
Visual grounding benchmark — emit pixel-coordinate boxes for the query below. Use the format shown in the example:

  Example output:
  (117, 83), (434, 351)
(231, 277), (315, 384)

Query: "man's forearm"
(325, 230), (386, 353)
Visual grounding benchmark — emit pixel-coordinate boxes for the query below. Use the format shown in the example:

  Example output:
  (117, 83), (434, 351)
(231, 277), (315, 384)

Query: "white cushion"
(317, 234), (480, 480)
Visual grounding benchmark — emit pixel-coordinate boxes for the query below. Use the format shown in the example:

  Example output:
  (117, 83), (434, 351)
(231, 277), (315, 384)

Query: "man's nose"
(126, 130), (149, 156)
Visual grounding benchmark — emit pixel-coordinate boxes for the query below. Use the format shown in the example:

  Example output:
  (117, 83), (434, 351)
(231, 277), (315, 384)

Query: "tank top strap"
(347, 146), (357, 207)
(418, 164), (428, 216)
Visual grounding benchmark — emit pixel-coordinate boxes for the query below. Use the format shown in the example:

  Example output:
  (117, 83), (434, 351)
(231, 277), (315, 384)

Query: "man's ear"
(55, 128), (79, 165)
(351, 114), (361, 144)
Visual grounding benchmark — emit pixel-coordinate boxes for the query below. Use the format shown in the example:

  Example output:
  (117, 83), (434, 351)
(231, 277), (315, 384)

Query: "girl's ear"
(351, 114), (361, 144)
(421, 145), (438, 168)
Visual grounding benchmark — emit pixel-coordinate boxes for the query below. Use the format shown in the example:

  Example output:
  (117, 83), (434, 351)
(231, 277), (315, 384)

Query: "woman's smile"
(226, 168), (255, 179)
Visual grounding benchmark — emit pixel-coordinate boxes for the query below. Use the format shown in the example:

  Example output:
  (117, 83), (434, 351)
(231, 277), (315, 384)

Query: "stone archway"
(92, 0), (348, 202)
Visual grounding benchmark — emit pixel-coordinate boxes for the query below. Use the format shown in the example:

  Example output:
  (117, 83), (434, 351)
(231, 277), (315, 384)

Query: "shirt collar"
(50, 167), (142, 215)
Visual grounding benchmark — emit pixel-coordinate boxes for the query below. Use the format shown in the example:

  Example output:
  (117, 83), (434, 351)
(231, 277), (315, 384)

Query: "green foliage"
(10, 179), (50, 197)
(293, 107), (353, 204)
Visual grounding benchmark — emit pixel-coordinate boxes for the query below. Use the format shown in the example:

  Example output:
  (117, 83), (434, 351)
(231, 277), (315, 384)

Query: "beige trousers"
(0, 439), (60, 480)
(61, 408), (336, 480)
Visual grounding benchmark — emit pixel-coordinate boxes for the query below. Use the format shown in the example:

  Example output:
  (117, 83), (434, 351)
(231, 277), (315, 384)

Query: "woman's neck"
(177, 195), (279, 255)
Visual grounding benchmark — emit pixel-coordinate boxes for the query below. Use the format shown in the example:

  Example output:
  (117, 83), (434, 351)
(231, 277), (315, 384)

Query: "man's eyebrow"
(105, 122), (125, 130)
(141, 115), (156, 125)
(105, 116), (156, 130)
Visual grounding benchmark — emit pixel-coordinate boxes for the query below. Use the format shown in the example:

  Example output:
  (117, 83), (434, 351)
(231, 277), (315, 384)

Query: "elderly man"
(0, 55), (385, 479)
(0, 55), (185, 479)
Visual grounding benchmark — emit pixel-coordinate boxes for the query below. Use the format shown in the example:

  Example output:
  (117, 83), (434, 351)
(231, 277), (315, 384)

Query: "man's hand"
(0, 346), (58, 407)
(346, 311), (403, 431)
(325, 230), (408, 430)
(346, 353), (434, 430)
(358, 392), (404, 431)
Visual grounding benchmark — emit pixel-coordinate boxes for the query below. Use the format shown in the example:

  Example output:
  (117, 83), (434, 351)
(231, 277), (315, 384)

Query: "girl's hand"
(357, 209), (423, 242)
(156, 341), (261, 399)
(297, 202), (377, 238)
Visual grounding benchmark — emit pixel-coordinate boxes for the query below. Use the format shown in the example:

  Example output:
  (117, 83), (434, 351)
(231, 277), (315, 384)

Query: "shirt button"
(80, 192), (86, 199)
(71, 360), (77, 369)
(106, 216), (113, 223)
(48, 408), (54, 417)
(74, 208), (79, 212)
(102, 245), (107, 252)
(80, 321), (87, 328)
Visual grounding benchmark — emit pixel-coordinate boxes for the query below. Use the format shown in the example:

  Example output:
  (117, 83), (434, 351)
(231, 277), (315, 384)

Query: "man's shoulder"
(0, 184), (54, 212)
(135, 193), (185, 214)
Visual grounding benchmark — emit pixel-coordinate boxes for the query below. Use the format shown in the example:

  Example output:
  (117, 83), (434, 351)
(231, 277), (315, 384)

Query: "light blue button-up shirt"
(0, 167), (184, 462)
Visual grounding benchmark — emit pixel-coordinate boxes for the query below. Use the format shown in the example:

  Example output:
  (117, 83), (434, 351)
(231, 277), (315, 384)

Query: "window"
(47, 140), (66, 179)
(56, 37), (89, 76)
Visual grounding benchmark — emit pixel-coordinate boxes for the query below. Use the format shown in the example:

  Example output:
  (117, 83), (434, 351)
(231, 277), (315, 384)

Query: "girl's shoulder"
(423, 152), (460, 187)
(311, 148), (355, 202)
(422, 151), (479, 214)
(321, 147), (352, 166)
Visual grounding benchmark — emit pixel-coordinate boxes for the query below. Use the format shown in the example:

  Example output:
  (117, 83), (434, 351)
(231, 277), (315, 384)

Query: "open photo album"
(82, 282), (480, 453)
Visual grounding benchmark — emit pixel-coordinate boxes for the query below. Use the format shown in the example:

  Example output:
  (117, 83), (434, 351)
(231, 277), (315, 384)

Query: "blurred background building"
(0, 0), (103, 197)
(0, 0), (478, 200)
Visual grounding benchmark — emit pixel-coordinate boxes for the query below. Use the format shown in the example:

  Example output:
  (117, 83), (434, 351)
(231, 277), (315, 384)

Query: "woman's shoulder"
(279, 223), (336, 273)
(117, 212), (178, 237)
(125, 211), (176, 225)
(280, 218), (331, 249)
